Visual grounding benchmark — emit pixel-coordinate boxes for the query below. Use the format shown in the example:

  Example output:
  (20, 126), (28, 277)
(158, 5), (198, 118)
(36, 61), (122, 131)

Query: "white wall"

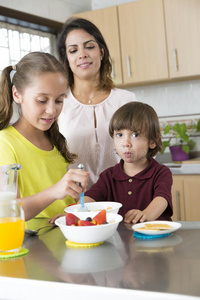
(0, 0), (92, 22)
(92, 0), (138, 10)
(127, 80), (200, 118)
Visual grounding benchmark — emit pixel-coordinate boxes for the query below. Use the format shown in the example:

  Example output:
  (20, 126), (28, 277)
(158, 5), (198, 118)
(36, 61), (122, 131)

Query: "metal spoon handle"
(77, 164), (88, 212)
(25, 225), (56, 236)
(78, 164), (84, 207)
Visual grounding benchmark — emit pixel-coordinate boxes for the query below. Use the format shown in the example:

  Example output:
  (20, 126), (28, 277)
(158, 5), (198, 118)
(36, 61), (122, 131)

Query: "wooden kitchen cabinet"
(171, 176), (185, 221)
(75, 0), (200, 86)
(172, 175), (200, 221)
(118, 0), (169, 84)
(74, 6), (123, 85)
(164, 0), (200, 79)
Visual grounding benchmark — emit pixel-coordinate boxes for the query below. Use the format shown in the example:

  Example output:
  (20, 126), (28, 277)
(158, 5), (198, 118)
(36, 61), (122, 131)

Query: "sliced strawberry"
(92, 209), (106, 225)
(78, 220), (96, 226)
(65, 213), (80, 226)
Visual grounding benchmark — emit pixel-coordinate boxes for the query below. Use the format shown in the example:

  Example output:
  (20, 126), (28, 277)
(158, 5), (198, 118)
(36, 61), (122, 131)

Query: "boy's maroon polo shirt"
(85, 158), (173, 220)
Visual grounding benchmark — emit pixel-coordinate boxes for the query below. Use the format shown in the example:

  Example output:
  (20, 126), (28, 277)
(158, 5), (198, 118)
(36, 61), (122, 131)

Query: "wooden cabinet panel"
(164, 0), (200, 78)
(171, 176), (185, 221)
(172, 175), (200, 221)
(74, 7), (123, 85)
(118, 0), (169, 84)
(183, 176), (200, 221)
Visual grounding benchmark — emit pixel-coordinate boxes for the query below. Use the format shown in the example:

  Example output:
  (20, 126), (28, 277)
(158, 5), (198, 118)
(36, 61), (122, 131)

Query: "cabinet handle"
(175, 190), (181, 220)
(111, 58), (114, 79)
(173, 48), (178, 71)
(126, 55), (131, 77)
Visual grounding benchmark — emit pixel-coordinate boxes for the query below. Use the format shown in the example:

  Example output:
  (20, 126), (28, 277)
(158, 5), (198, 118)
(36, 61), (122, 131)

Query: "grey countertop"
(163, 162), (200, 174)
(1, 221), (200, 298)
(156, 153), (200, 175)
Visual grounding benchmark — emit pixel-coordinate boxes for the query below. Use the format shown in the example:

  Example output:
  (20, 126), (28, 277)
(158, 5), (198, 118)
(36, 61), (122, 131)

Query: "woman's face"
(65, 29), (104, 82)
(13, 72), (67, 133)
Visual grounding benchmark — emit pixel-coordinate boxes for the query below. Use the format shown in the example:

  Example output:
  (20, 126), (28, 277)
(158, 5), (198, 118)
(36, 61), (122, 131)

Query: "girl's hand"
(51, 168), (90, 201)
(124, 209), (148, 224)
(48, 212), (67, 224)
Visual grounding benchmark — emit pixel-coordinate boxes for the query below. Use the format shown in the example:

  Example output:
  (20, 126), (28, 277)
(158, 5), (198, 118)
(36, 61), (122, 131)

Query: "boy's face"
(113, 129), (156, 163)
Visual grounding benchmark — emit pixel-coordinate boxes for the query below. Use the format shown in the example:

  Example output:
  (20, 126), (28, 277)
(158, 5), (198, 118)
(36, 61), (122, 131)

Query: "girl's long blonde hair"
(0, 51), (77, 163)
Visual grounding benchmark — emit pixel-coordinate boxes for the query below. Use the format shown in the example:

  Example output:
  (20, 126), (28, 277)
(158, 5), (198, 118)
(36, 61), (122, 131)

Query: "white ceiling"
(63, 0), (92, 13)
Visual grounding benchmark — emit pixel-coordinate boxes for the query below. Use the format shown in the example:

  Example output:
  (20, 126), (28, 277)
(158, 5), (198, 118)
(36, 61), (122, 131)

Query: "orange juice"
(0, 217), (25, 253)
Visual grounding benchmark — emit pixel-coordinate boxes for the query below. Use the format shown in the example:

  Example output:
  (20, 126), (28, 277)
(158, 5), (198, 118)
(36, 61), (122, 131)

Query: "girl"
(57, 17), (137, 188)
(83, 102), (173, 224)
(0, 52), (89, 230)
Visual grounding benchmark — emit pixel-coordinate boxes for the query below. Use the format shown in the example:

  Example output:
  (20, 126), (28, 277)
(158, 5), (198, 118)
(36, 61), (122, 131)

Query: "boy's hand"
(124, 209), (148, 224)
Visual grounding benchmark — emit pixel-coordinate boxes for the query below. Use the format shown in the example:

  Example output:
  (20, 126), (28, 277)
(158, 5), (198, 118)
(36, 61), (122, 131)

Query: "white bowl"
(55, 211), (123, 244)
(64, 201), (122, 214)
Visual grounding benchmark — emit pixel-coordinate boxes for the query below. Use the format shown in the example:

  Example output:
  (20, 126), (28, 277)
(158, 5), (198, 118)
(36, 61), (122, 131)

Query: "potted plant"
(161, 120), (200, 161)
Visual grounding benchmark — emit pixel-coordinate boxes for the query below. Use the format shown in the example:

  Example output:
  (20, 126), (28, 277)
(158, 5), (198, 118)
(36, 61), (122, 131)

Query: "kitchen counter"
(156, 155), (200, 175)
(0, 221), (200, 299)
(164, 162), (200, 174)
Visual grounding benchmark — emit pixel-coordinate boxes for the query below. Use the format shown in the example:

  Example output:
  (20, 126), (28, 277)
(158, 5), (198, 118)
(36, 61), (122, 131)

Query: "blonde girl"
(0, 52), (89, 230)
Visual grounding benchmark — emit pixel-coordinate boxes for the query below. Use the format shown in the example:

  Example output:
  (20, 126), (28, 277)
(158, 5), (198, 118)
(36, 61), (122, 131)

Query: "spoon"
(25, 225), (56, 236)
(78, 163), (88, 212)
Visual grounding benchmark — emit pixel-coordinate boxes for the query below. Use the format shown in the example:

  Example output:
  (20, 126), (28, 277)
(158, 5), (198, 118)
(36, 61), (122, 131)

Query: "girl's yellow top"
(0, 126), (75, 230)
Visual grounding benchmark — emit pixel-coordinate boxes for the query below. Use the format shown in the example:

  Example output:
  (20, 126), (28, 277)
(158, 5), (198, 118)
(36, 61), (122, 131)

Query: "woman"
(57, 17), (137, 188)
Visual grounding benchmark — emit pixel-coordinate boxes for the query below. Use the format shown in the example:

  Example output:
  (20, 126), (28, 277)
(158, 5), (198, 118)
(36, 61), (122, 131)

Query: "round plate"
(132, 221), (182, 236)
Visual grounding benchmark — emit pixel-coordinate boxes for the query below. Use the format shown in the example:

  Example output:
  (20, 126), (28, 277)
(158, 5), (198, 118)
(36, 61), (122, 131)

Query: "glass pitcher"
(0, 199), (25, 254)
(0, 164), (22, 201)
(0, 164), (24, 254)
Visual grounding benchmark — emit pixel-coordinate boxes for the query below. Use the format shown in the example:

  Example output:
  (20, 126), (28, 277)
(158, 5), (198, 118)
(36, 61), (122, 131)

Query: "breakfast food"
(135, 223), (172, 232)
(65, 210), (107, 227)
(78, 220), (95, 226)
(65, 213), (80, 226)
(88, 206), (113, 212)
(92, 209), (106, 225)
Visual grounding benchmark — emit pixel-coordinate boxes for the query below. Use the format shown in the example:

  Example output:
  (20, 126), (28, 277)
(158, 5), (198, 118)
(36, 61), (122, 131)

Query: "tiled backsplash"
(127, 79), (200, 118)
(126, 79), (200, 154)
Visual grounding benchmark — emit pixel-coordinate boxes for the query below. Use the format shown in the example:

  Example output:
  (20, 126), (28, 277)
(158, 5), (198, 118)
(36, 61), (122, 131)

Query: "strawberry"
(65, 213), (80, 226)
(78, 220), (96, 226)
(92, 209), (106, 225)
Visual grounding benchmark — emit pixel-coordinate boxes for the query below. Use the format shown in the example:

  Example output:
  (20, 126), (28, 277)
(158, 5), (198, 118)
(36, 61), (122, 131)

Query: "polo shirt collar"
(112, 158), (156, 181)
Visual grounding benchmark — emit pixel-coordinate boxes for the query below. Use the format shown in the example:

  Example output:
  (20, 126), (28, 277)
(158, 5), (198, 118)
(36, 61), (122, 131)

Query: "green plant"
(161, 120), (200, 154)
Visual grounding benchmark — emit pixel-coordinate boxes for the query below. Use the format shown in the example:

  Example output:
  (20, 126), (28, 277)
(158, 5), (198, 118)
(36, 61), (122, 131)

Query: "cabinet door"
(118, 0), (169, 84)
(164, 0), (200, 78)
(74, 7), (123, 85)
(183, 175), (200, 221)
(171, 176), (185, 221)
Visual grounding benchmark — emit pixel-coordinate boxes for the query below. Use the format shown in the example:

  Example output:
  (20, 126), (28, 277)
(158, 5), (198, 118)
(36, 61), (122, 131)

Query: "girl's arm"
(18, 169), (89, 221)
(124, 196), (168, 224)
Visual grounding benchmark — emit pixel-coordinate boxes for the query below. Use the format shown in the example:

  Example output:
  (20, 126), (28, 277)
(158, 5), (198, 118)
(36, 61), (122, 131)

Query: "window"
(0, 22), (57, 74)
